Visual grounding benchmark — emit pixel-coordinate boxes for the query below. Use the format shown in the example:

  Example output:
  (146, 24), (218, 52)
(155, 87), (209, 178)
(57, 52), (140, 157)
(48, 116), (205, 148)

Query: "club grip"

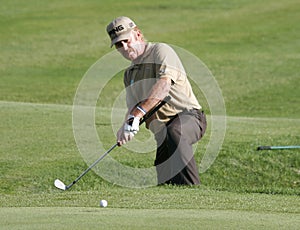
(139, 96), (171, 125)
(257, 146), (271, 151)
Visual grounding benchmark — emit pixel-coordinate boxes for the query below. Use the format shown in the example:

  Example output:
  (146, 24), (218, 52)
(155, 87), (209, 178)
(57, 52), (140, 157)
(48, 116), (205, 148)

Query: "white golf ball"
(100, 199), (108, 207)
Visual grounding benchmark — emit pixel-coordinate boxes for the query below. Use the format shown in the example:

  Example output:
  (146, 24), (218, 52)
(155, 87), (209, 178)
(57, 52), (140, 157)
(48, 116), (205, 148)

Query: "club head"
(54, 179), (67, 190)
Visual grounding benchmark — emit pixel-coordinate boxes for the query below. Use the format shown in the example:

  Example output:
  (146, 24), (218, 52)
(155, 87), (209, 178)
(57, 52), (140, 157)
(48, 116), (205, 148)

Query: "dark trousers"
(154, 110), (206, 185)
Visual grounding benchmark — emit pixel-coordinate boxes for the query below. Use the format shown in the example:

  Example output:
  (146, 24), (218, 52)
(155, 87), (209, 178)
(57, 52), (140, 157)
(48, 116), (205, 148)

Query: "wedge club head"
(54, 179), (67, 190)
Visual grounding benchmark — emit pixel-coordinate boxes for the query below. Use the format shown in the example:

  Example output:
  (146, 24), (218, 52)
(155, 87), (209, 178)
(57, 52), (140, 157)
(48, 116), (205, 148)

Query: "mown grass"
(1, 206), (299, 230)
(1, 0), (299, 117)
(0, 0), (299, 229)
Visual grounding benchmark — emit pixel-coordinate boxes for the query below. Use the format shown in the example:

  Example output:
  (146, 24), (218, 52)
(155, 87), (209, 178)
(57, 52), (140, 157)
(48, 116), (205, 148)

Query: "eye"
(115, 42), (123, 49)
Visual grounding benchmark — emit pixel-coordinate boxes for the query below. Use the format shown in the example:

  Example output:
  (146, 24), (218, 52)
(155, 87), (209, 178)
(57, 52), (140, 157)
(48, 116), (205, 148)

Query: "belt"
(165, 109), (205, 126)
(188, 108), (204, 114)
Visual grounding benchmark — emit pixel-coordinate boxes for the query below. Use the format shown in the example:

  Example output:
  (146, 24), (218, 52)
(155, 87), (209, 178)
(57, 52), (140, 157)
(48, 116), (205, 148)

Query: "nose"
(121, 41), (128, 50)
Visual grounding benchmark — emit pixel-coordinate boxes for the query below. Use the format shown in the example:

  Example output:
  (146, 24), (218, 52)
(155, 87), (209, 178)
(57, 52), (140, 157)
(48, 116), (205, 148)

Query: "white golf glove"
(124, 115), (140, 134)
(117, 115), (140, 146)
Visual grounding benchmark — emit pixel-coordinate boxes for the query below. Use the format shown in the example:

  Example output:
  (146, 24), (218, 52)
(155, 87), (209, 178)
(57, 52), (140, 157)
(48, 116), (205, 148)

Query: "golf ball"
(100, 199), (108, 207)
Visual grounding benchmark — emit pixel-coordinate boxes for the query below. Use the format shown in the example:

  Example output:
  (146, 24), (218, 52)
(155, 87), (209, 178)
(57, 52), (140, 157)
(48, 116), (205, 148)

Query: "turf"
(1, 207), (299, 230)
(1, 0), (299, 229)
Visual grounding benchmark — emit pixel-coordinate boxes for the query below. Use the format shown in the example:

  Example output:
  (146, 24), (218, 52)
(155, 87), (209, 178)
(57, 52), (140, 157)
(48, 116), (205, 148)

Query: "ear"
(134, 30), (143, 41)
(136, 30), (141, 36)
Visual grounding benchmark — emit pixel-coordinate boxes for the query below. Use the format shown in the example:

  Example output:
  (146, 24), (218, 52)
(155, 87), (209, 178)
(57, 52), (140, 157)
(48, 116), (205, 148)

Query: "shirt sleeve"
(154, 43), (185, 83)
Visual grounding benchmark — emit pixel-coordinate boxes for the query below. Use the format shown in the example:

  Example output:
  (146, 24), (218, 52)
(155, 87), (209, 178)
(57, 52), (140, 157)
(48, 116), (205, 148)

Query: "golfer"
(106, 16), (206, 185)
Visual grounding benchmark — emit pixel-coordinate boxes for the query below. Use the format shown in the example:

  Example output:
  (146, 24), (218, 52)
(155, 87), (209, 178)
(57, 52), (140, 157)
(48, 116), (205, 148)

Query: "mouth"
(118, 49), (136, 60)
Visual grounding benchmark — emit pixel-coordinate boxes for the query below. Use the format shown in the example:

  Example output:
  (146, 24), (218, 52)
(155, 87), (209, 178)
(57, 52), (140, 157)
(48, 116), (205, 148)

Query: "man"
(106, 16), (206, 185)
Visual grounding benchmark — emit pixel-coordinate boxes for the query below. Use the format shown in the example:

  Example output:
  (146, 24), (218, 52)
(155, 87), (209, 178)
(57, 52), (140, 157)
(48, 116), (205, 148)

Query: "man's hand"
(125, 115), (140, 134)
(117, 115), (140, 146)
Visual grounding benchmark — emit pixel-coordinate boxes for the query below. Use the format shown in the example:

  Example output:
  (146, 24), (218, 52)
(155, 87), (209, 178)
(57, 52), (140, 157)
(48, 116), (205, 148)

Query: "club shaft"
(66, 143), (118, 189)
(139, 95), (171, 124)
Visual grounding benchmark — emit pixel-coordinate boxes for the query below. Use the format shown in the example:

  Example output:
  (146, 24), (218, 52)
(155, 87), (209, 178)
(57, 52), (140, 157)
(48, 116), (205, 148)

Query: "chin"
(128, 53), (138, 60)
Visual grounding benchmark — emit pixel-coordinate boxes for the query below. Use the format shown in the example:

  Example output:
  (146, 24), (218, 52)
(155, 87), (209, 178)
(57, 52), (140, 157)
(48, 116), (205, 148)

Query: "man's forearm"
(130, 77), (171, 118)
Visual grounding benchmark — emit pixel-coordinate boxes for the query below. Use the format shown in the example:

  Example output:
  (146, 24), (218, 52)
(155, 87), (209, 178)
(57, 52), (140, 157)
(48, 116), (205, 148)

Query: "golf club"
(257, 145), (300, 151)
(54, 96), (171, 190)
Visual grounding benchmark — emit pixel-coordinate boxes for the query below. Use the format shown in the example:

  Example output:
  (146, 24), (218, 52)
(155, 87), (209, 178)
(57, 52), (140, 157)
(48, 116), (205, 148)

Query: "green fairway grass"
(1, 207), (299, 230)
(1, 0), (299, 229)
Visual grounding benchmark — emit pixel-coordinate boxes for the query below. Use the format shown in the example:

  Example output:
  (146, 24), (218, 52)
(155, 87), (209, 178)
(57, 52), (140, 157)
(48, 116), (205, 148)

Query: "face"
(115, 30), (145, 61)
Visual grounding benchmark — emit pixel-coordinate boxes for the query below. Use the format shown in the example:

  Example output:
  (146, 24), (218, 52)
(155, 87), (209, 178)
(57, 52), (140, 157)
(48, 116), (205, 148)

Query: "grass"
(1, 102), (299, 194)
(1, 207), (299, 230)
(0, 0), (299, 229)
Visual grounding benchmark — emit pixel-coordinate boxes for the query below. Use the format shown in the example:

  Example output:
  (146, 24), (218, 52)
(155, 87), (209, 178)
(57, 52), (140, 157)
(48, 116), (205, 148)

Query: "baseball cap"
(106, 16), (136, 47)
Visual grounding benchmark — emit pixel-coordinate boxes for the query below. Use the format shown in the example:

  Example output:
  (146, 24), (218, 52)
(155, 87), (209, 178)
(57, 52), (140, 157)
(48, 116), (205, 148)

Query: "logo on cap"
(108, 25), (125, 40)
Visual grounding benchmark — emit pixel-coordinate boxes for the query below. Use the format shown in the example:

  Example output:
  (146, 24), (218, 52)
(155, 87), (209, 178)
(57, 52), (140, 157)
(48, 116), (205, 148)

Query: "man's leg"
(154, 136), (172, 185)
(167, 111), (206, 185)
(154, 111), (206, 185)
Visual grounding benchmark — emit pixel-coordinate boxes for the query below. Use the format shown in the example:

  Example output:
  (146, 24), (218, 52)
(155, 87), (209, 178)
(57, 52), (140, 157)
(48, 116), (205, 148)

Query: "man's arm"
(130, 77), (172, 118)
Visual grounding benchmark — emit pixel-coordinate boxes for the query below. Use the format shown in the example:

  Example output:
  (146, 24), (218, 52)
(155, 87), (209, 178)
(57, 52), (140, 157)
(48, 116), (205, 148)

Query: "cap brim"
(110, 31), (132, 48)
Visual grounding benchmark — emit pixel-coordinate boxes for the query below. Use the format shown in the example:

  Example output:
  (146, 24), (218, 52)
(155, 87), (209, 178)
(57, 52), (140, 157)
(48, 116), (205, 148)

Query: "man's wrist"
(130, 105), (146, 118)
(136, 105), (147, 115)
